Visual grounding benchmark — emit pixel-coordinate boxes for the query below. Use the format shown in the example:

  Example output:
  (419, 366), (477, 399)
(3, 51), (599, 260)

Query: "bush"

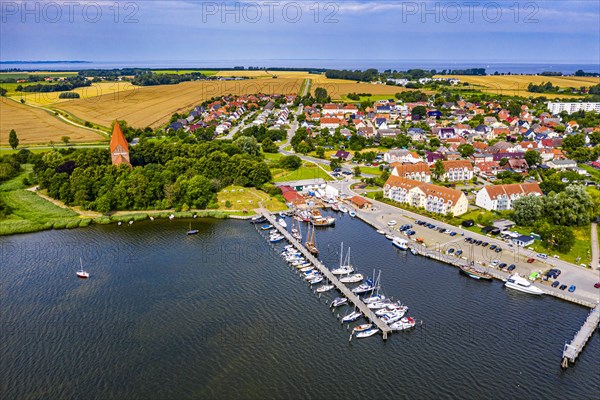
(59, 92), (81, 99)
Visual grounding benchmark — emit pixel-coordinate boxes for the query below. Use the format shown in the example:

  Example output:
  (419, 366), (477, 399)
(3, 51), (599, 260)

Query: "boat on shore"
(392, 237), (408, 250)
(504, 273), (544, 295)
(459, 264), (493, 280)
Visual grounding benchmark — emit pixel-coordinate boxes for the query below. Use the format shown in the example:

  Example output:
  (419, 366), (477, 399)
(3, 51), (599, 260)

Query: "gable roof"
(483, 183), (543, 200)
(110, 122), (129, 153)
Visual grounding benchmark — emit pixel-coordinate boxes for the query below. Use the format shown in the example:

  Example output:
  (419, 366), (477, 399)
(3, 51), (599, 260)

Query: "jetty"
(259, 212), (393, 339)
(561, 304), (600, 368)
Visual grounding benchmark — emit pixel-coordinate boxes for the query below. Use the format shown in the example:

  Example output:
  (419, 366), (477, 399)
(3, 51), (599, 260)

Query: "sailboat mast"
(339, 242), (343, 267)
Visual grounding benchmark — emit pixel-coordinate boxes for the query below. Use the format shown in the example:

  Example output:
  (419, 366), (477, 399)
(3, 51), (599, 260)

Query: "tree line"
(29, 140), (272, 213)
(16, 76), (91, 93)
(132, 72), (206, 86)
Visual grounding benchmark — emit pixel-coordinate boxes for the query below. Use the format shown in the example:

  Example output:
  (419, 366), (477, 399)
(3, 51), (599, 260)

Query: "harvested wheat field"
(11, 82), (140, 107)
(0, 99), (105, 145)
(436, 75), (600, 98)
(317, 82), (411, 100)
(56, 78), (304, 129)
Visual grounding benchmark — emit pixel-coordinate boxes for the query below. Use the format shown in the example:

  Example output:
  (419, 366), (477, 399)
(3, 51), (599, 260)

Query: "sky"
(1, 0), (599, 66)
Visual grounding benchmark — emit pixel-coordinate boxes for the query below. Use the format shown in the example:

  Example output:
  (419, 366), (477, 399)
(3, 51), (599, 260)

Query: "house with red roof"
(110, 122), (131, 167)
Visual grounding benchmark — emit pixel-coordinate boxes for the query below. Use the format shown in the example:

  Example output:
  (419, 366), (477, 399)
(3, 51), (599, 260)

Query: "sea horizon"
(1, 59), (599, 75)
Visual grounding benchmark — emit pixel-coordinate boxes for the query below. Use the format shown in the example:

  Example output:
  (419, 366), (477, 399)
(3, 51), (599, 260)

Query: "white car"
(491, 259), (499, 267)
(387, 220), (397, 226)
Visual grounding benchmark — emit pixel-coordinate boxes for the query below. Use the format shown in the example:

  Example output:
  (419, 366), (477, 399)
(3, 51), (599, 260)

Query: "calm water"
(1, 214), (599, 399)
(2, 60), (599, 74)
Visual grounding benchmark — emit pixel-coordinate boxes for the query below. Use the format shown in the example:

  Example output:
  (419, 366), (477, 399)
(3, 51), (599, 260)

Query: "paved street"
(591, 222), (599, 271)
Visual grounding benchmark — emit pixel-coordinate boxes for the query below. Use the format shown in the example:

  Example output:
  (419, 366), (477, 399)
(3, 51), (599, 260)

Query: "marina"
(257, 211), (396, 339)
(1, 217), (599, 399)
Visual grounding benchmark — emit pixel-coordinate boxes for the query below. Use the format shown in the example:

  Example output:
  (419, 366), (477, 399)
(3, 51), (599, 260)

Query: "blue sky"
(1, 0), (599, 65)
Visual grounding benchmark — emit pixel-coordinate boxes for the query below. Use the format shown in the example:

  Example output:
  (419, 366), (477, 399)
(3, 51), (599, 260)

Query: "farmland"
(0, 98), (106, 146)
(2, 81), (139, 106)
(55, 78), (304, 128)
(436, 75), (600, 98)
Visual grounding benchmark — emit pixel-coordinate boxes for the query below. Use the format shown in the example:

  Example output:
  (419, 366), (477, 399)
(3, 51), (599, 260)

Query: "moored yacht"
(341, 311), (362, 323)
(392, 237), (409, 250)
(504, 273), (544, 295)
(339, 274), (363, 283)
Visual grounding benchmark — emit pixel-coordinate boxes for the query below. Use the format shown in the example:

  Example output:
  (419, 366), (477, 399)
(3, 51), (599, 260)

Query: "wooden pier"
(260, 212), (393, 339)
(561, 304), (600, 368)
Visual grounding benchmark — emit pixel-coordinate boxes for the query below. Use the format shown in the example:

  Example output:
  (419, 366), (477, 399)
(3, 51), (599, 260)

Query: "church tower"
(110, 122), (131, 167)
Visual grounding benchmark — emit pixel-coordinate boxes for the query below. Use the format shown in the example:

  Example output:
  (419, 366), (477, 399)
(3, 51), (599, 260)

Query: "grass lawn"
(341, 94), (395, 103)
(217, 185), (287, 212)
(359, 166), (384, 176)
(263, 152), (285, 162)
(272, 163), (332, 182)
(579, 164), (600, 182)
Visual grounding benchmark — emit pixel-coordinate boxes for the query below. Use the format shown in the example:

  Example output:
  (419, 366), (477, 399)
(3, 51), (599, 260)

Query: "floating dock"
(260, 212), (393, 339)
(561, 304), (600, 368)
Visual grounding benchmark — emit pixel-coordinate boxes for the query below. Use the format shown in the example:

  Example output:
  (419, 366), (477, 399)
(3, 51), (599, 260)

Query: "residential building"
(384, 149), (419, 163)
(546, 159), (577, 170)
(547, 102), (600, 115)
(475, 183), (543, 211)
(384, 176), (469, 216)
(441, 160), (474, 182)
(390, 162), (432, 182)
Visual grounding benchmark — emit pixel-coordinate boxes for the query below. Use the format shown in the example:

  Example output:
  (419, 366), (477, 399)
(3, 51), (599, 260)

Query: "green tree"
(61, 136), (71, 145)
(457, 143), (475, 158)
(314, 87), (330, 103)
(512, 195), (544, 226)
(353, 166), (362, 176)
(8, 129), (19, 150)
(315, 147), (325, 159)
(562, 133), (585, 152)
(433, 159), (445, 179)
(330, 159), (341, 171)
(261, 137), (278, 153)
(524, 149), (542, 167)
(279, 155), (302, 170)
(538, 223), (575, 253)
(412, 105), (427, 118)
(234, 136), (260, 156)
(545, 185), (592, 226)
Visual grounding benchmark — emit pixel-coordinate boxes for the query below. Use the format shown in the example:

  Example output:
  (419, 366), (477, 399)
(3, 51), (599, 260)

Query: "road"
(328, 179), (600, 306)
(220, 111), (257, 140)
(301, 78), (312, 97)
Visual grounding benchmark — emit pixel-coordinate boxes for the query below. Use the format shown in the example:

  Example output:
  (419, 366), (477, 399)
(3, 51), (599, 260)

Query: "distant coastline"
(1, 60), (598, 75)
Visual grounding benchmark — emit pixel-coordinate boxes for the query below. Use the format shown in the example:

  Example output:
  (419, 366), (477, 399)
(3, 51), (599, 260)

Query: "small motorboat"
(339, 205), (349, 213)
(410, 248), (418, 255)
(339, 274), (364, 283)
(251, 215), (266, 224)
(309, 276), (324, 285)
(331, 203), (340, 212)
(330, 297), (348, 307)
(342, 311), (362, 323)
(367, 300), (392, 310)
(316, 285), (334, 293)
(300, 266), (314, 273)
(376, 230), (385, 235)
(392, 237), (409, 250)
(389, 317), (416, 331)
(261, 224), (273, 230)
(349, 211), (356, 218)
(363, 294), (385, 304)
(385, 234), (394, 240)
(352, 324), (373, 333)
(355, 328), (380, 338)
(269, 234), (285, 243)
(278, 218), (288, 228)
(381, 310), (405, 325)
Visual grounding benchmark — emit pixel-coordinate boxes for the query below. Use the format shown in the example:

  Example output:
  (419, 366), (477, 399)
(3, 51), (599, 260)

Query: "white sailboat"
(331, 243), (354, 275)
(76, 258), (89, 279)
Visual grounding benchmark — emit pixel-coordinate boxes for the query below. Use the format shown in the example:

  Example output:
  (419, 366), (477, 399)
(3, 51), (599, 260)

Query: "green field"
(272, 163), (332, 182)
(0, 71), (78, 80)
(216, 185), (287, 211)
(341, 94), (395, 103)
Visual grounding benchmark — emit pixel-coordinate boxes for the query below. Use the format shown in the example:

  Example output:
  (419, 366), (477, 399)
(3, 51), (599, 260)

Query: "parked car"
(546, 269), (561, 279)
(481, 242), (489, 247)
(527, 258), (535, 263)
(568, 285), (576, 293)
(333, 168), (342, 173)
(465, 237), (472, 243)
(551, 281), (560, 288)
(388, 220), (397, 226)
(447, 248), (455, 254)
(495, 247), (502, 253)
(490, 244), (497, 250)
(449, 232), (457, 237)
(491, 259), (499, 266)
(595, 282), (600, 289)
(507, 264), (516, 271)
(559, 284), (567, 290)
(406, 230), (416, 236)
(342, 171), (352, 175)
(475, 240), (482, 245)
(455, 250), (463, 256)
(537, 253), (548, 259)
(499, 263), (507, 269)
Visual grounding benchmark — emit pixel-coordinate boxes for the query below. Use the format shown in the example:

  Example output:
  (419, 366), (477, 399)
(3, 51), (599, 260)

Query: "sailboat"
(291, 217), (302, 240)
(459, 245), (492, 280)
(76, 258), (89, 279)
(187, 222), (199, 235)
(332, 243), (354, 275)
(305, 223), (318, 255)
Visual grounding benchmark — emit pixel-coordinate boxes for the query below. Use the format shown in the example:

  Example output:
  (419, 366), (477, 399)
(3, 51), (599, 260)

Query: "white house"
(475, 183), (543, 211)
